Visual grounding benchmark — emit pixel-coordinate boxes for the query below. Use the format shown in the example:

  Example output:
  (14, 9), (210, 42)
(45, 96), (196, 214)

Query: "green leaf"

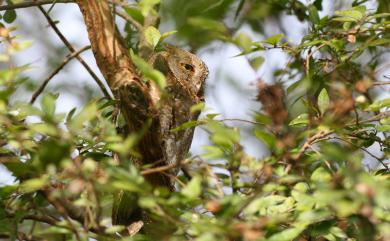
(208, 121), (240, 148)
(235, 0), (246, 19)
(13, 40), (32, 52)
(104, 225), (125, 234)
(268, 226), (306, 241)
(38, 139), (71, 167)
(187, 17), (227, 34)
(249, 56), (265, 70)
(201, 145), (224, 159)
(69, 102), (98, 131)
(3, 10), (17, 23)
(20, 176), (49, 193)
(311, 167), (332, 183)
(368, 38), (390, 47)
(308, 5), (320, 24)
(334, 6), (366, 21)
(124, 7), (144, 24)
(190, 102), (205, 113)
(206, 113), (219, 119)
(182, 176), (202, 199)
(170, 120), (200, 132)
(367, 98), (390, 111)
(139, 0), (160, 16)
(264, 34), (284, 45)
(254, 128), (276, 148)
(3, 161), (32, 179)
(144, 26), (161, 49)
(112, 181), (143, 192)
(160, 30), (177, 42)
(139, 196), (157, 208)
(40, 93), (58, 118)
(30, 123), (58, 136)
(107, 135), (137, 156)
(367, 13), (390, 20)
(289, 113), (309, 127)
(234, 33), (253, 53)
(313, 0), (322, 10)
(330, 226), (347, 239)
(376, 125), (390, 132)
(130, 50), (166, 89)
(66, 107), (77, 123)
(380, 116), (390, 125)
(318, 88), (330, 115)
(35, 226), (70, 235)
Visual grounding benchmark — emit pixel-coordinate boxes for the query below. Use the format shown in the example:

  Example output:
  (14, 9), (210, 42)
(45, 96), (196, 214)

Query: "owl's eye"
(183, 63), (194, 71)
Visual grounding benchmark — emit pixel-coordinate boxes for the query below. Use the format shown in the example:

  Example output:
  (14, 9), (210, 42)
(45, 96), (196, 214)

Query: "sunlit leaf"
(264, 34), (284, 45)
(289, 113), (309, 127)
(367, 98), (390, 111)
(308, 5), (320, 24)
(254, 128), (276, 148)
(182, 176), (202, 199)
(144, 26), (161, 49)
(124, 7), (144, 24)
(130, 50), (166, 88)
(335, 6), (366, 21)
(318, 88), (330, 115)
(20, 176), (48, 193)
(249, 56), (265, 70)
(268, 226), (306, 241)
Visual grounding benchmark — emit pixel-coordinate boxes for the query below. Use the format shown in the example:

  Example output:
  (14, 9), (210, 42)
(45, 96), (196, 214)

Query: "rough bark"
(75, 1), (166, 187)
(75, 1), (208, 231)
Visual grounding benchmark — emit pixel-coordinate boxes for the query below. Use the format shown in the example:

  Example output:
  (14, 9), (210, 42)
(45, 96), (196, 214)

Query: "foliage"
(0, 0), (390, 240)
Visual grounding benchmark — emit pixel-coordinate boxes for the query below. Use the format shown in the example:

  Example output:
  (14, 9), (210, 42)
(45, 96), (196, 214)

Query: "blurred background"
(0, 0), (389, 185)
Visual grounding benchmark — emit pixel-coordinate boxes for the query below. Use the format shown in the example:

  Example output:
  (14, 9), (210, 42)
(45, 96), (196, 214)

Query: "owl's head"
(164, 45), (208, 95)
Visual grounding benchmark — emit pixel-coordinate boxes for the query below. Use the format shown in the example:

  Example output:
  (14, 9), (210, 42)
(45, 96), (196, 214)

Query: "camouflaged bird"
(112, 45), (208, 227)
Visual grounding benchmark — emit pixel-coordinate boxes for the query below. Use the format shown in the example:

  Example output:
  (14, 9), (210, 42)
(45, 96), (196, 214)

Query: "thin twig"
(30, 45), (91, 103)
(6, 211), (58, 226)
(305, 43), (326, 75)
(359, 111), (390, 124)
(220, 118), (261, 125)
(333, 136), (389, 172)
(38, 6), (113, 100)
(373, 81), (390, 86)
(204, 164), (224, 197)
(0, 0), (74, 11)
(293, 131), (332, 161)
(0, 232), (42, 241)
(115, 10), (143, 31)
(140, 162), (181, 175)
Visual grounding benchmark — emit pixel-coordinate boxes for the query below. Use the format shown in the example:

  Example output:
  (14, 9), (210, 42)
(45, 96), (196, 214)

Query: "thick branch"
(0, 0), (74, 11)
(75, 0), (168, 189)
(75, 0), (142, 90)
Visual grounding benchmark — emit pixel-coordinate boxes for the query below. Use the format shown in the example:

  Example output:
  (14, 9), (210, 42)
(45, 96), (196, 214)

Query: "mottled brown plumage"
(112, 45), (208, 227)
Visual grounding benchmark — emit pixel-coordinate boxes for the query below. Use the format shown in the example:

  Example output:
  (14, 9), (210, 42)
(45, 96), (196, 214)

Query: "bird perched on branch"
(112, 45), (208, 231)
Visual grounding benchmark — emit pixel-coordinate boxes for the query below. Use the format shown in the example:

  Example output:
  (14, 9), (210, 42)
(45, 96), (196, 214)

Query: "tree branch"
(30, 45), (91, 104)
(141, 162), (182, 176)
(373, 81), (390, 86)
(0, 0), (74, 11)
(115, 9), (142, 31)
(75, 0), (141, 90)
(293, 131), (332, 161)
(38, 6), (112, 100)
(74, 1), (166, 182)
